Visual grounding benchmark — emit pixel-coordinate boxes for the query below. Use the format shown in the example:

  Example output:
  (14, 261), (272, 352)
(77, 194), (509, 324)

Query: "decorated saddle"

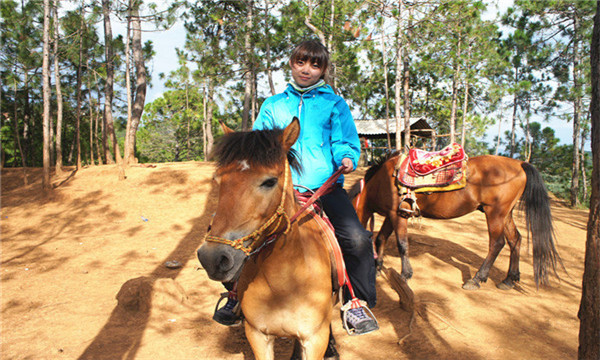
(396, 143), (467, 193)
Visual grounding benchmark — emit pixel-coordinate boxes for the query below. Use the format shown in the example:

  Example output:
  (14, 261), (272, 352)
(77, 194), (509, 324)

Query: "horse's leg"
(374, 217), (393, 271)
(290, 323), (330, 360)
(462, 213), (506, 290)
(497, 212), (521, 290)
(389, 212), (413, 280)
(323, 325), (339, 360)
(245, 323), (275, 360)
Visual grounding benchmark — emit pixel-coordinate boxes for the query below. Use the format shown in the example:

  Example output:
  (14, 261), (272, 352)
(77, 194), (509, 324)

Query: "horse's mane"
(212, 128), (302, 174)
(364, 150), (400, 182)
(348, 150), (400, 199)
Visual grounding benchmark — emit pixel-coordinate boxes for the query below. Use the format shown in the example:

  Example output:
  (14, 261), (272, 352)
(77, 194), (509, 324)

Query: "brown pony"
(197, 119), (339, 360)
(350, 152), (562, 290)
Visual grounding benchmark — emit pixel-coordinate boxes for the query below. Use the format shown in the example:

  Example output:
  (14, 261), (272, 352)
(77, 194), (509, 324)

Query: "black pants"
(320, 184), (377, 308)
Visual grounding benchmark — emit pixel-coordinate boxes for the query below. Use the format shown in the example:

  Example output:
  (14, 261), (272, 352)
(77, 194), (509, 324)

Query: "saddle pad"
(307, 210), (347, 291)
(294, 191), (347, 291)
(398, 153), (467, 191)
(409, 143), (465, 175)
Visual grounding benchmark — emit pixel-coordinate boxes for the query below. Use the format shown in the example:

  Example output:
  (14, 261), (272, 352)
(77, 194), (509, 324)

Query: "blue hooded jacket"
(253, 82), (361, 191)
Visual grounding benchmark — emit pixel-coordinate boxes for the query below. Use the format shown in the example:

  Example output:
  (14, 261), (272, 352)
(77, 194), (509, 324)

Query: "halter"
(203, 160), (292, 256)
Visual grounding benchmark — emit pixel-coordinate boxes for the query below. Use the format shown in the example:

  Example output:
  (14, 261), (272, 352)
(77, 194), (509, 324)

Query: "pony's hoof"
(462, 279), (480, 290)
(496, 279), (515, 291)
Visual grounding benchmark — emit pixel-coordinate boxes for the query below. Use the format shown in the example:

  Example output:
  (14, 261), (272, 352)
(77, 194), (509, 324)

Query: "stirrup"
(214, 292), (233, 314)
(340, 297), (379, 336)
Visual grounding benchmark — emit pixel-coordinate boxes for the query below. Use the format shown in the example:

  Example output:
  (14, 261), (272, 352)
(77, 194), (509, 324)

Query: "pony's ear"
(219, 121), (234, 134)
(282, 117), (300, 152)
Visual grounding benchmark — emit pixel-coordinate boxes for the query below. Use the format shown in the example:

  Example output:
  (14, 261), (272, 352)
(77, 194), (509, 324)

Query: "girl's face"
(290, 59), (324, 87)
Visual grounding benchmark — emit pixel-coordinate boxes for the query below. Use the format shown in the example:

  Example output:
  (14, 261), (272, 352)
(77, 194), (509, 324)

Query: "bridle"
(203, 158), (344, 257)
(203, 160), (292, 256)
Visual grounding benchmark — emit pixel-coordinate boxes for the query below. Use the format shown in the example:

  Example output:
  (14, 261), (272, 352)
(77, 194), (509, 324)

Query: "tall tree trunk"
(241, 0), (253, 131)
(394, 0), (404, 151)
(124, 3), (133, 165)
(185, 83), (190, 161)
(461, 81), (469, 148)
(126, 0), (147, 165)
(75, 2), (84, 169)
(102, 0), (120, 164)
(86, 56), (94, 166)
(53, 0), (63, 175)
(510, 91), (518, 158)
(571, 14), (582, 207)
(449, 33), (462, 145)
(578, 2), (600, 357)
(95, 78), (103, 165)
(264, 0), (276, 96)
(13, 73), (28, 185)
(402, 6), (412, 151)
(42, 0), (51, 190)
(380, 13), (391, 150)
(495, 110), (503, 155)
(205, 80), (215, 160)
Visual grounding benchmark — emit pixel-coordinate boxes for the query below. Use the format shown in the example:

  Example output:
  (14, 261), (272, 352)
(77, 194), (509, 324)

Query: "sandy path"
(0, 162), (587, 359)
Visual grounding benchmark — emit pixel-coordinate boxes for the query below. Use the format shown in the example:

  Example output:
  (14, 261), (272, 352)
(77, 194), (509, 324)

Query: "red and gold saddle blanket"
(396, 143), (467, 192)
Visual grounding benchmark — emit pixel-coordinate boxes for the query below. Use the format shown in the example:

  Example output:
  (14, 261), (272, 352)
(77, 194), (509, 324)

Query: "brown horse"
(197, 119), (339, 360)
(350, 152), (562, 290)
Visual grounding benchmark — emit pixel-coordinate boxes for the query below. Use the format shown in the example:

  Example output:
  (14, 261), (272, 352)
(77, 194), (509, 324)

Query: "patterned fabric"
(397, 145), (467, 191)
(408, 143), (465, 175)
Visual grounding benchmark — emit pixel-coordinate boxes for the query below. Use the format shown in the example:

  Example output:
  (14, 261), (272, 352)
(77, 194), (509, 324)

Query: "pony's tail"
(520, 162), (564, 288)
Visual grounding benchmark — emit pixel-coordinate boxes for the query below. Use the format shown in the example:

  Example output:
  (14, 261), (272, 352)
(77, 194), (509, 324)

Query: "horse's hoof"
(496, 279), (515, 291)
(462, 279), (480, 290)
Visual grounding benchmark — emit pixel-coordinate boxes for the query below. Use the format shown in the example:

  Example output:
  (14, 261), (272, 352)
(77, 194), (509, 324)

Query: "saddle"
(396, 143), (467, 193)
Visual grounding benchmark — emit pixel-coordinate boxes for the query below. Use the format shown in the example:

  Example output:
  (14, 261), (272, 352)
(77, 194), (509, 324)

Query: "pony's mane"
(348, 150), (400, 199)
(212, 128), (302, 174)
(364, 150), (400, 182)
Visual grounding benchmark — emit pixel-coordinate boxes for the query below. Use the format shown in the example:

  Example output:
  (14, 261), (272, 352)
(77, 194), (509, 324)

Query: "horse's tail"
(520, 162), (563, 288)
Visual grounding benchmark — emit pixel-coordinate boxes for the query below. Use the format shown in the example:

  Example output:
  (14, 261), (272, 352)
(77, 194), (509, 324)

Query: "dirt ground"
(0, 162), (588, 360)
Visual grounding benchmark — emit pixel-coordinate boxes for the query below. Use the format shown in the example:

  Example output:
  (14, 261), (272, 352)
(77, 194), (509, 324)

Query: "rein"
(203, 162), (344, 257)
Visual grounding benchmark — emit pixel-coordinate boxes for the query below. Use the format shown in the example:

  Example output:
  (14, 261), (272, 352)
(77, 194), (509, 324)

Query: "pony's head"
(197, 119), (301, 282)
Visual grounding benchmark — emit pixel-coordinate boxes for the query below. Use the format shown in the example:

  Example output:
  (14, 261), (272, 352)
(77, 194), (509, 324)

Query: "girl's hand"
(339, 158), (354, 174)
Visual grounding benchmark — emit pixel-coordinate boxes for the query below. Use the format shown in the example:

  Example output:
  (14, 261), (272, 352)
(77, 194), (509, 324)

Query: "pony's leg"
(497, 213), (521, 290)
(389, 212), (413, 280)
(374, 217), (394, 271)
(245, 323), (275, 360)
(291, 324), (331, 360)
(323, 325), (339, 360)
(463, 214), (506, 290)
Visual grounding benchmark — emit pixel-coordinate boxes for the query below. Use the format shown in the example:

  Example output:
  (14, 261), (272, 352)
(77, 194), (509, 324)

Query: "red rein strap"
(289, 167), (345, 224)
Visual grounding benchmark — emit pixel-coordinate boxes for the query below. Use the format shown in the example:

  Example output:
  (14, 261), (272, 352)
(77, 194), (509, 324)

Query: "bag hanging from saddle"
(396, 143), (467, 193)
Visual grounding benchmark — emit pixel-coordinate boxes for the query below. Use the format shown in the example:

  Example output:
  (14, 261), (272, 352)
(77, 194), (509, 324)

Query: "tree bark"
(102, 0), (120, 164)
(449, 32), (462, 145)
(380, 11), (392, 150)
(402, 6), (413, 151)
(241, 0), (254, 131)
(578, 3), (600, 358)
(123, 0), (146, 165)
(75, 2), (84, 169)
(571, 14), (582, 207)
(53, 0), (63, 175)
(394, 0), (404, 151)
(42, 0), (51, 190)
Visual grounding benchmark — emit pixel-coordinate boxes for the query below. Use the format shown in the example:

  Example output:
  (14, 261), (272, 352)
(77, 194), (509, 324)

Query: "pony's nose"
(216, 252), (233, 273)
(197, 246), (235, 277)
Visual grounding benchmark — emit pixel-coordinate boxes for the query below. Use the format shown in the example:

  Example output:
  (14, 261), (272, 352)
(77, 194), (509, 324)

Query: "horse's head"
(197, 118), (301, 282)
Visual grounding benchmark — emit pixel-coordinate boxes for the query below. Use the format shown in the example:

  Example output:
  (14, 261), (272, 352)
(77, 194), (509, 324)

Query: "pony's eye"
(260, 177), (278, 189)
